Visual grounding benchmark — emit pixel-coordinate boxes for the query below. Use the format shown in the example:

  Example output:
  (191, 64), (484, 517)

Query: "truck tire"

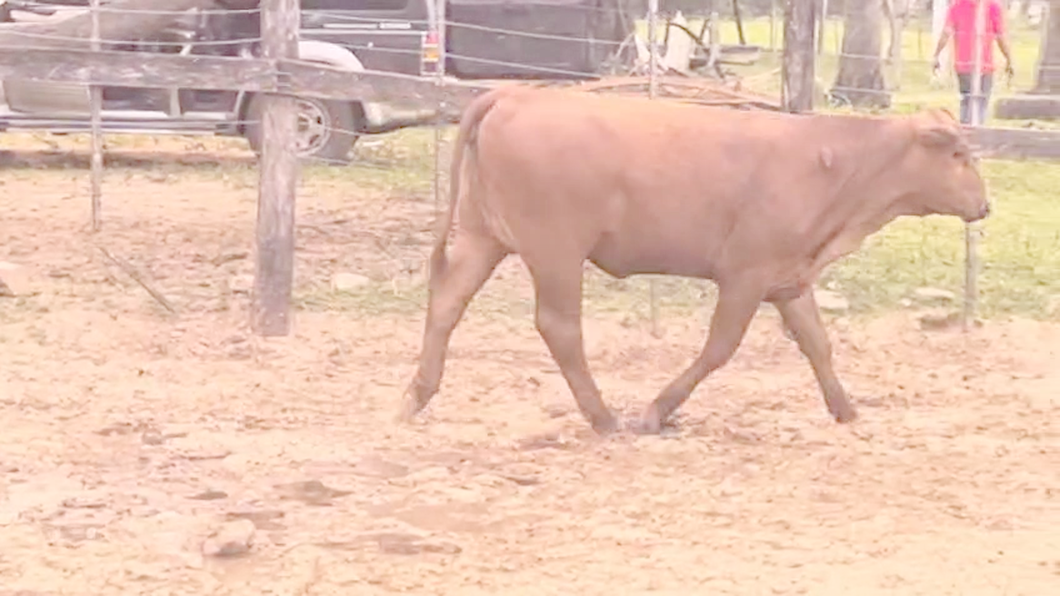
(243, 94), (360, 164)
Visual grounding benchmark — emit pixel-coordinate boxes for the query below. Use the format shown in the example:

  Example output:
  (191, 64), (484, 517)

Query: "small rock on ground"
(202, 518), (256, 557)
(913, 287), (956, 304)
(0, 261), (35, 296)
(331, 272), (371, 292)
(918, 309), (962, 331)
(814, 288), (849, 314)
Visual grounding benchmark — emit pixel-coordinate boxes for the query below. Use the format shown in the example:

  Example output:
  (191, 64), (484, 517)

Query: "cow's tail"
(428, 88), (509, 284)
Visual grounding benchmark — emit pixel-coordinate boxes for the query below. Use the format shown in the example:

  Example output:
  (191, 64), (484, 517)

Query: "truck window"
(302, 0), (411, 10)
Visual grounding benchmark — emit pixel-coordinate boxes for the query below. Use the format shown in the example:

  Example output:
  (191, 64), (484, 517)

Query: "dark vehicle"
(0, 0), (628, 162)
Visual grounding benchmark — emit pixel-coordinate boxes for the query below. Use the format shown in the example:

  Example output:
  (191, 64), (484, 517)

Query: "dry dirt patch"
(1, 144), (1058, 595)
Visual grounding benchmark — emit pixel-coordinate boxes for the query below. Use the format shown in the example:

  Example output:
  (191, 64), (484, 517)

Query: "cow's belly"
(588, 230), (719, 280)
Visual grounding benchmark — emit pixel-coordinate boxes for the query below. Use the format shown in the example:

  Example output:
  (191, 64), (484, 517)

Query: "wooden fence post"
(963, 0), (988, 330)
(647, 0), (662, 338)
(253, 0), (301, 336)
(782, 0), (816, 113)
(89, 0), (103, 231)
(433, 0), (447, 234)
(817, 0), (828, 56)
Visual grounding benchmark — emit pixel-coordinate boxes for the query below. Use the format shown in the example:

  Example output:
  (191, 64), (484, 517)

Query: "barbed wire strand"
(8, 84), (1060, 138)
(87, 6), (263, 15)
(0, 29), (263, 46)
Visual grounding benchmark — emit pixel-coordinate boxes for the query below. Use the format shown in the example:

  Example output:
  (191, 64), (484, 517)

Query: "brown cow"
(399, 86), (989, 435)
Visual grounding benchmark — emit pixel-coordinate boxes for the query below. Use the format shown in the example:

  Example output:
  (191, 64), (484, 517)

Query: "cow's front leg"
(773, 291), (857, 423)
(635, 282), (764, 434)
(527, 260), (619, 435)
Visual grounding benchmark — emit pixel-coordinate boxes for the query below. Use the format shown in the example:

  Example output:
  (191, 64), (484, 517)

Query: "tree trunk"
(831, 0), (891, 109)
(0, 0), (224, 50)
(1034, 0), (1060, 92)
(783, 0), (817, 112)
(882, 0), (901, 62)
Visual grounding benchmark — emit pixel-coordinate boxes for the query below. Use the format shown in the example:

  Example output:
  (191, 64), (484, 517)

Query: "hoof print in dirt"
(274, 480), (353, 507)
(189, 489), (228, 501)
(202, 519), (256, 558)
(498, 474), (540, 486)
(141, 429), (166, 445)
(721, 427), (762, 445)
(541, 403), (572, 419)
(515, 432), (577, 452)
(350, 455), (411, 479)
(372, 532), (462, 556)
(95, 421), (144, 436)
(226, 510), (286, 531)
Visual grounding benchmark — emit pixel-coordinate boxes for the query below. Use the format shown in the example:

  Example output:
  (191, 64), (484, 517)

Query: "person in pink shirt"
(932, 0), (1015, 125)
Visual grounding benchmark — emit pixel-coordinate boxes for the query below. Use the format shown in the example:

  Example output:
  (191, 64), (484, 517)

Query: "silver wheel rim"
(294, 99), (331, 155)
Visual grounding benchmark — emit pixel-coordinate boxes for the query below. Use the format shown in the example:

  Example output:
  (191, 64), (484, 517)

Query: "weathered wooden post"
(963, 0), (988, 330)
(433, 0), (447, 231)
(648, 0), (662, 338)
(770, 0), (778, 51)
(253, 0), (301, 336)
(817, 0), (828, 55)
(707, 0), (719, 69)
(783, 0), (817, 113)
(89, 0), (103, 231)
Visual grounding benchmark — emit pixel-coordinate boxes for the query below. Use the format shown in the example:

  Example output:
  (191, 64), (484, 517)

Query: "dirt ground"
(1, 141), (1058, 595)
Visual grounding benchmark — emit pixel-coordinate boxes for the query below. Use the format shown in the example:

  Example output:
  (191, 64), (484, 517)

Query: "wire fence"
(2, 0), (1058, 328)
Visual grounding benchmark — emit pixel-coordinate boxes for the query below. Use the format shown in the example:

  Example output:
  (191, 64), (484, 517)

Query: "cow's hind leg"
(399, 234), (507, 422)
(635, 283), (764, 434)
(773, 292), (857, 423)
(527, 260), (619, 435)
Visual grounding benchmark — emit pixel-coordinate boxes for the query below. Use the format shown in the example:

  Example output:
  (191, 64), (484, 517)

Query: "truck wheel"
(243, 94), (360, 164)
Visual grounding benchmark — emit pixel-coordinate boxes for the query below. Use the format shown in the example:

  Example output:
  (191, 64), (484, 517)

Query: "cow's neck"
(807, 128), (922, 276)
(807, 198), (905, 279)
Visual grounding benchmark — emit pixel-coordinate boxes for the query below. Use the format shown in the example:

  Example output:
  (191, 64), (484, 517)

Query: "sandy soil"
(1, 141), (1058, 595)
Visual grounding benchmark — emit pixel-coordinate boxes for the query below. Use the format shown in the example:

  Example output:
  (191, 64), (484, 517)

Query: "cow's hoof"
(831, 403), (858, 424)
(395, 390), (427, 425)
(629, 409), (664, 435)
(589, 411), (621, 436)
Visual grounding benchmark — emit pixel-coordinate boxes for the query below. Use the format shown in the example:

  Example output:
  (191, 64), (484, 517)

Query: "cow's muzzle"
(965, 201), (991, 223)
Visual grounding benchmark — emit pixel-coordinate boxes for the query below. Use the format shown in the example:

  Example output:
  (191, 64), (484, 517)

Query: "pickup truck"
(0, 0), (628, 163)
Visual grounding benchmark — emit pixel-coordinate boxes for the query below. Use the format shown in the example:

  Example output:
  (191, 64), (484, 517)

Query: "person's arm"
(993, 3), (1015, 76)
(933, 7), (956, 71)
(933, 29), (953, 68)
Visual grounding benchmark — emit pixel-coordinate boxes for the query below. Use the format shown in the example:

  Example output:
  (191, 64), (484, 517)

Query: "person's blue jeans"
(957, 72), (994, 125)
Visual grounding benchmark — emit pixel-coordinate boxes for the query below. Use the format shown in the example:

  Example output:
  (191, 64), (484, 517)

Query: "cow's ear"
(918, 124), (961, 149)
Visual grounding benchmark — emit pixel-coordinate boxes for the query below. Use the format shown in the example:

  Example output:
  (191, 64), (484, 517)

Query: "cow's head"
(905, 108), (990, 222)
